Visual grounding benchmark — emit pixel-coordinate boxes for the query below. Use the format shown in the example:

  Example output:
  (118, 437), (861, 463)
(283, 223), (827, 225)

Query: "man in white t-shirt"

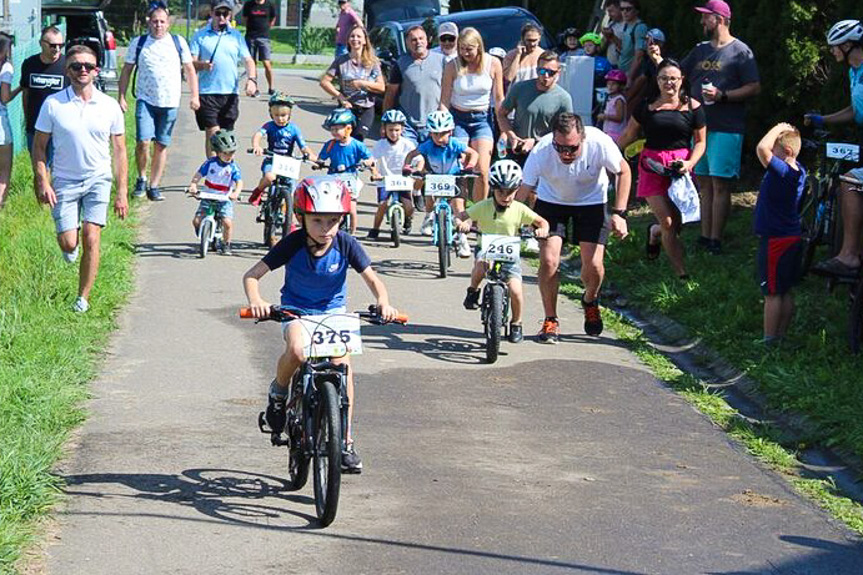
(118, 1), (199, 201)
(33, 45), (128, 314)
(518, 113), (630, 342)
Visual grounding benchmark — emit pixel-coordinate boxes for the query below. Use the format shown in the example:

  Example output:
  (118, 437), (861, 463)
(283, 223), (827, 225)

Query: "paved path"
(41, 70), (863, 574)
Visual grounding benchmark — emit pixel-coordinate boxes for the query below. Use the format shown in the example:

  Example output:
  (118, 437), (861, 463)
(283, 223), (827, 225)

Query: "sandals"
(812, 256), (861, 278)
(645, 223), (661, 260)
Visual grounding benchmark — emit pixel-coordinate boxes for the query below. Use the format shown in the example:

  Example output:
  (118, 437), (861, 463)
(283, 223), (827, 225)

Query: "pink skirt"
(636, 147), (691, 198)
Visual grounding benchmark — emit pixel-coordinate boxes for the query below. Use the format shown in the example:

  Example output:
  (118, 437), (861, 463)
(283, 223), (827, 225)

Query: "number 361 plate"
(300, 313), (363, 358)
(478, 234), (521, 263)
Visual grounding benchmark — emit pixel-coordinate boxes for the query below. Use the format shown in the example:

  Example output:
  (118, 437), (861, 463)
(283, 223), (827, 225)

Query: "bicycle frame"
(431, 198), (454, 248)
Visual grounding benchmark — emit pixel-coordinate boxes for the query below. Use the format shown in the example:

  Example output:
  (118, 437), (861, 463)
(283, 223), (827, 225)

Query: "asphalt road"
(40, 69), (863, 574)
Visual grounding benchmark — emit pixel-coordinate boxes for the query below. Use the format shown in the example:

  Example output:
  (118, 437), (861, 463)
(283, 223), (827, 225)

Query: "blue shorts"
(195, 198), (234, 219)
(136, 100), (179, 146)
(758, 236), (802, 296)
(376, 187), (412, 203)
(51, 175), (113, 234)
(402, 121), (430, 146)
(452, 108), (494, 143)
(694, 131), (743, 179)
(280, 305), (348, 338)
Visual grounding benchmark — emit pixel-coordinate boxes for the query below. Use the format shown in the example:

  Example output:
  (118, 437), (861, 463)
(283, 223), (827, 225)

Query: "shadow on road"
(136, 241), (267, 260)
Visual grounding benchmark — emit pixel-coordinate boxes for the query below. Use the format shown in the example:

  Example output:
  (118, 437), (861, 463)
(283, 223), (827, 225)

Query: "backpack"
(132, 33), (184, 98)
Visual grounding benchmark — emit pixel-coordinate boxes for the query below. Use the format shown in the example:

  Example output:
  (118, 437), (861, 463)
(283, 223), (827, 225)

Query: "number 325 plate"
(300, 313), (363, 358)
(478, 234), (521, 263)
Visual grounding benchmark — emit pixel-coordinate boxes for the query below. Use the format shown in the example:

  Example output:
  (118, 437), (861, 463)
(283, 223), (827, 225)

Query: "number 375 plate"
(300, 313), (363, 358)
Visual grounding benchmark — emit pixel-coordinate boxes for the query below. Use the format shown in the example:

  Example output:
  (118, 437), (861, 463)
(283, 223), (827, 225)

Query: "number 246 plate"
(478, 234), (521, 263)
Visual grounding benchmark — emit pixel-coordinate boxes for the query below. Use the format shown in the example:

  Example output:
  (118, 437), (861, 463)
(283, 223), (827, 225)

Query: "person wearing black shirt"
(20, 26), (66, 163)
(242, 0), (276, 95)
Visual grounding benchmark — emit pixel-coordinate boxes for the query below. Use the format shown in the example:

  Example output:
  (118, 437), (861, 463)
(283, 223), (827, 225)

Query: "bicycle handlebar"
(312, 161), (371, 174)
(239, 304), (408, 325)
(246, 148), (312, 162)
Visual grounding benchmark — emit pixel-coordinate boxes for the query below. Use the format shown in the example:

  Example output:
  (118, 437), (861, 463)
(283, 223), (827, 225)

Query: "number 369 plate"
(300, 313), (363, 358)
(479, 234), (521, 263)
(425, 174), (457, 197)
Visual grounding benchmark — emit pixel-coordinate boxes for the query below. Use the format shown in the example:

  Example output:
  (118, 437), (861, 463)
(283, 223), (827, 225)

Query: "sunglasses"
(214, 9), (231, 17)
(42, 41), (64, 49)
(621, 6), (635, 12)
(658, 75), (682, 84)
(439, 35), (456, 42)
(537, 67), (559, 78)
(552, 140), (581, 155)
(68, 62), (97, 72)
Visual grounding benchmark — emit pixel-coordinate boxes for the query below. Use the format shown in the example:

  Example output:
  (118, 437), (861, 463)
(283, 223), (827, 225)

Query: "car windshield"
(368, 0), (439, 27)
(42, 0), (107, 7)
(449, 16), (551, 52)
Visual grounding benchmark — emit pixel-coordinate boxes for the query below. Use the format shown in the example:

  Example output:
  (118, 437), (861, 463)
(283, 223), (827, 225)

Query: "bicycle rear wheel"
(437, 209), (448, 278)
(800, 176), (824, 274)
(849, 279), (863, 354)
(199, 219), (212, 259)
(484, 283), (504, 364)
(313, 380), (342, 527)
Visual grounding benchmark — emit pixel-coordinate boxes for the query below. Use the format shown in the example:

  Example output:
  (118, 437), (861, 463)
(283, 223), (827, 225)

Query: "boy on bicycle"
(754, 122), (807, 346)
(248, 91), (317, 207)
(455, 160), (549, 343)
(317, 108), (376, 235)
(403, 110), (479, 258)
(367, 109), (416, 239)
(242, 177), (399, 472)
(188, 130), (242, 255)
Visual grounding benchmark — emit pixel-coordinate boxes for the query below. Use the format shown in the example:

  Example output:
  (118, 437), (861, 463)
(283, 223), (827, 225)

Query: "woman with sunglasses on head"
(618, 59), (706, 279)
(319, 24), (383, 142)
(0, 33), (22, 208)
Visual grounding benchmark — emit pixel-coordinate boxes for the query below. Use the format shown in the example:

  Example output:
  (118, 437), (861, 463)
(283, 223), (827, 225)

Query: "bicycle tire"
(313, 380), (341, 527)
(281, 196), (291, 240)
(485, 283), (503, 364)
(800, 177), (826, 274)
(286, 403), (310, 490)
(199, 219), (212, 259)
(390, 206), (402, 248)
(849, 278), (863, 354)
(263, 213), (275, 247)
(436, 209), (448, 278)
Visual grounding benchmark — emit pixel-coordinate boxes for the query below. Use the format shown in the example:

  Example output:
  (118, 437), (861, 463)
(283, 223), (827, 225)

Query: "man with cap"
(335, 0), (361, 59)
(661, 0), (760, 254)
(432, 21), (458, 64)
(190, 0), (257, 156)
(627, 27), (666, 108)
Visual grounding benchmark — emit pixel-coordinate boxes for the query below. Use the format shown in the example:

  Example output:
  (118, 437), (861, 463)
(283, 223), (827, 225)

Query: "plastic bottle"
(701, 79), (715, 106)
(496, 134), (508, 159)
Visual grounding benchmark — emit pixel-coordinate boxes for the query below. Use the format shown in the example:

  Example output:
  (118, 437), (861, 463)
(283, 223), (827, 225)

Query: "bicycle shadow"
(135, 240), (267, 260)
(362, 322), (490, 365)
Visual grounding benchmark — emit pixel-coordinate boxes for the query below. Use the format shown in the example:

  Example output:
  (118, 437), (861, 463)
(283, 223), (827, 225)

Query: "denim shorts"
(281, 305), (348, 339)
(451, 107), (494, 143)
(402, 121), (430, 146)
(0, 113), (12, 146)
(195, 198), (234, 219)
(694, 131), (744, 179)
(51, 175), (113, 233)
(136, 100), (179, 146)
(376, 187), (412, 203)
(474, 254), (522, 281)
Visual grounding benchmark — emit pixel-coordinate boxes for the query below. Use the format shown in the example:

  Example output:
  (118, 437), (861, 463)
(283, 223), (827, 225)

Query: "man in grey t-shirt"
(497, 51), (573, 165)
(382, 25), (445, 145)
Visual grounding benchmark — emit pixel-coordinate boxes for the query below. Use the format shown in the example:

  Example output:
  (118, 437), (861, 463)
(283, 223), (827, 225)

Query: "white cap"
(438, 21), (458, 38)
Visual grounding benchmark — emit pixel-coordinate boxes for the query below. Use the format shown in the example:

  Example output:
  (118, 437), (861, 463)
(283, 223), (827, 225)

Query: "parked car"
(42, 0), (118, 91)
(363, 0), (447, 30)
(370, 7), (554, 81)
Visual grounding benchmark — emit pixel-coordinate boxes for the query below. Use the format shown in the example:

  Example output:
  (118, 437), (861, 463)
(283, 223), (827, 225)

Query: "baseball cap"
(438, 21), (458, 38)
(695, 0), (731, 19)
(338, 0), (349, 4)
(646, 28), (666, 43)
(211, 0), (233, 10)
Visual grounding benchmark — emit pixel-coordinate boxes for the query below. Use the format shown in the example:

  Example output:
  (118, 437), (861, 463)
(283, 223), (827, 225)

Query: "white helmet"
(426, 110), (455, 133)
(489, 160), (523, 190)
(827, 20), (863, 46)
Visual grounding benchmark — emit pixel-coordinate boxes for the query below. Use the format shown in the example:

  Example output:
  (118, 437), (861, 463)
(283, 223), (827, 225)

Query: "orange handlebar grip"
(239, 308), (254, 319)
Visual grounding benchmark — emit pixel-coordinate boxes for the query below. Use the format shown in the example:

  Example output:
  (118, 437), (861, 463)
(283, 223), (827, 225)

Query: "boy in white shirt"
(367, 109), (416, 239)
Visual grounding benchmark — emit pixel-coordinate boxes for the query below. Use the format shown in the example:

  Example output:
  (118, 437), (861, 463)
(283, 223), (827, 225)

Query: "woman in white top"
(0, 33), (21, 209)
(440, 27), (504, 202)
(502, 22), (544, 87)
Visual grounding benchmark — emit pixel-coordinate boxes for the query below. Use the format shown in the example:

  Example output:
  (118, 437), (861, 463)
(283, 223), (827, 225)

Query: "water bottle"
(496, 135), (508, 159)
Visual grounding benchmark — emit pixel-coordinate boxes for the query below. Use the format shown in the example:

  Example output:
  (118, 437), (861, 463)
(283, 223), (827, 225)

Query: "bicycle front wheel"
(312, 380), (342, 527)
(436, 209), (448, 278)
(485, 283), (504, 364)
(199, 219), (213, 259)
(390, 206), (402, 248)
(849, 279), (863, 354)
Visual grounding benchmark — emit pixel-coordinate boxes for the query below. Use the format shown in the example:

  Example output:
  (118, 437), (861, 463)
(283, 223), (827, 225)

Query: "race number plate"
(384, 175), (413, 192)
(344, 177), (364, 199)
(826, 142), (860, 162)
(300, 313), (363, 358)
(425, 174), (457, 197)
(479, 234), (521, 263)
(271, 154), (302, 179)
(197, 191), (231, 202)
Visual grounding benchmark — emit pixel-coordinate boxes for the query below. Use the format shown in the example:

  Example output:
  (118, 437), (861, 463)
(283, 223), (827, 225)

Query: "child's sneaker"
(509, 323), (524, 343)
(72, 296), (89, 313)
(342, 444), (363, 473)
(582, 297), (603, 336)
(265, 394), (287, 435)
(403, 215), (413, 235)
(421, 213), (435, 236)
(463, 287), (480, 310)
(248, 187), (265, 206)
(366, 228), (380, 240)
(220, 242), (233, 256)
(456, 233), (471, 258)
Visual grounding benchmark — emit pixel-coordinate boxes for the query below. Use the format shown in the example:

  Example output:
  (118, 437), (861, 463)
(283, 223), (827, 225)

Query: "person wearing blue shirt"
(190, 0), (257, 156)
(754, 123), (806, 347)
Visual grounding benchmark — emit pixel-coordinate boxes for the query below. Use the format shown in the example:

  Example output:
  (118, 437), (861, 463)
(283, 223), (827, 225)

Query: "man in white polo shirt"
(518, 113), (630, 342)
(32, 45), (128, 313)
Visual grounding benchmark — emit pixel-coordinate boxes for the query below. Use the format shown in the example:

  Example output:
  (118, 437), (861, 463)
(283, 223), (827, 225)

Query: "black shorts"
(758, 236), (802, 296)
(533, 199), (610, 245)
(195, 94), (239, 131)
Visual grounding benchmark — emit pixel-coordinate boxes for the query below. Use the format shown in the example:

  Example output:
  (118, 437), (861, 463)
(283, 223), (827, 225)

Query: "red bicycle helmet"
(294, 176), (351, 215)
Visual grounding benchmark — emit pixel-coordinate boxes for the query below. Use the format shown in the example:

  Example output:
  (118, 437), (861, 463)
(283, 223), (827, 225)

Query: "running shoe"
(509, 323), (524, 343)
(147, 186), (165, 202)
(265, 395), (286, 435)
(133, 177), (148, 198)
(342, 445), (363, 473)
(366, 228), (380, 240)
(420, 213), (435, 236)
(72, 296), (89, 313)
(463, 287), (480, 310)
(403, 216), (413, 235)
(539, 317), (559, 344)
(63, 245), (79, 264)
(456, 233), (471, 258)
(582, 297), (603, 336)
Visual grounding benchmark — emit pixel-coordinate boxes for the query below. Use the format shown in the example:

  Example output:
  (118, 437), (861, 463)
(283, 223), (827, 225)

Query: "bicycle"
(312, 160), (371, 234)
(188, 190), (229, 258)
(239, 305), (407, 526)
(370, 174), (414, 247)
(247, 149), (314, 247)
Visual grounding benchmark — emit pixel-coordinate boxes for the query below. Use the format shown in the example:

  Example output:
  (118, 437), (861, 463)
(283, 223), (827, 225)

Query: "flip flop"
(812, 256), (861, 278)
(646, 223), (661, 260)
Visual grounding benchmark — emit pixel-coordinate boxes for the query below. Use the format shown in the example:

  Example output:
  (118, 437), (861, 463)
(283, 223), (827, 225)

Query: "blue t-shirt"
(318, 137), (371, 174)
(197, 157), (242, 195)
(260, 121), (306, 156)
(850, 64), (863, 127)
(416, 137), (467, 175)
(190, 26), (251, 94)
(261, 229), (372, 311)
(754, 156), (806, 237)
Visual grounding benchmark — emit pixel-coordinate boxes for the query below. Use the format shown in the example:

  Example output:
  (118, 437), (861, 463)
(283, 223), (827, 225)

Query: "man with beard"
(516, 113), (630, 342)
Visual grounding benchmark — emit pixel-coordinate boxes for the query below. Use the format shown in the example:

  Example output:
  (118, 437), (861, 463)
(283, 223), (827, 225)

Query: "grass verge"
(0, 110), (139, 572)
(168, 24), (335, 57)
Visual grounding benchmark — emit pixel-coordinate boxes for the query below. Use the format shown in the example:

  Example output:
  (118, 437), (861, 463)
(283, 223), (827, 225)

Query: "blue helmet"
(381, 109), (408, 125)
(323, 107), (356, 129)
(426, 110), (455, 133)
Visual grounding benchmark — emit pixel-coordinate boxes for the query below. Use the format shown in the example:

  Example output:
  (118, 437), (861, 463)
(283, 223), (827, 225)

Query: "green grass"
(0, 108), (139, 572)
(167, 23), (335, 56)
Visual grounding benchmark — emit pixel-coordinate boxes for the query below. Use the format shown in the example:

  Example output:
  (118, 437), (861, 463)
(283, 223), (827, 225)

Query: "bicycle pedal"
(257, 411), (271, 433)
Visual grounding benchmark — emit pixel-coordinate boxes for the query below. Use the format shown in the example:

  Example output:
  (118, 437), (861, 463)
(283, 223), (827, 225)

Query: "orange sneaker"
(582, 297), (603, 336)
(539, 317), (559, 344)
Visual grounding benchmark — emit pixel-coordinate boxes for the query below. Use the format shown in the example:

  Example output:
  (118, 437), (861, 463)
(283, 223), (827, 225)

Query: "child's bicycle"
(188, 190), (229, 258)
(247, 149), (315, 247)
(370, 174), (414, 247)
(239, 305), (407, 527)
(408, 169), (479, 278)
(312, 160), (371, 233)
(476, 229), (539, 363)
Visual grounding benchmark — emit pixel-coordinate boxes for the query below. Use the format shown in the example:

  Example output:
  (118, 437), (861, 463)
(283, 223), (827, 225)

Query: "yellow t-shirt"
(466, 198), (539, 236)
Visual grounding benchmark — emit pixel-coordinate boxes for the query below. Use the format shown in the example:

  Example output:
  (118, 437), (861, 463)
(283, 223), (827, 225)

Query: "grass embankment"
(169, 23), (335, 57)
(553, 195), (863, 533)
(0, 112), (139, 571)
